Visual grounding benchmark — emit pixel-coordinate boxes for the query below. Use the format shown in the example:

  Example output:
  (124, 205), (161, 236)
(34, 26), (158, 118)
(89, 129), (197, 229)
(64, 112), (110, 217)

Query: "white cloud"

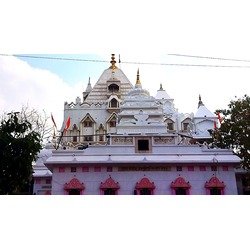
(1, 0), (250, 125)
(1, 53), (249, 133)
(0, 56), (82, 127)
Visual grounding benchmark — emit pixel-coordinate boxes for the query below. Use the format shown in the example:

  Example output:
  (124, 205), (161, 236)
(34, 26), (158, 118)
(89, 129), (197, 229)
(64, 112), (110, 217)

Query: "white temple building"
(33, 54), (240, 195)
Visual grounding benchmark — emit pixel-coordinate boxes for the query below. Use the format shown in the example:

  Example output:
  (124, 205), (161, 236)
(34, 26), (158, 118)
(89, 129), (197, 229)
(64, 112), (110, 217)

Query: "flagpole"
(56, 130), (64, 150)
(56, 116), (70, 150)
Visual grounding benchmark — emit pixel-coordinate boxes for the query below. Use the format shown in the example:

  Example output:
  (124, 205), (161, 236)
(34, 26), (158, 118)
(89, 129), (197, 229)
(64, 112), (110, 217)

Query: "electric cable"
(1, 53), (250, 68)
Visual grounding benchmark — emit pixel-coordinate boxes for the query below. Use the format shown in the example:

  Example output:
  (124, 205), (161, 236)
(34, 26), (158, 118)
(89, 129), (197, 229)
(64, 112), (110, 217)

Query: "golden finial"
(135, 68), (141, 86)
(109, 54), (117, 70)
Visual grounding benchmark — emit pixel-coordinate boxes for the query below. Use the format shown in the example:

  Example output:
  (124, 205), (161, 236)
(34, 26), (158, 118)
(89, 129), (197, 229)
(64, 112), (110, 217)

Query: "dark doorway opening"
(104, 189), (116, 195)
(139, 188), (151, 195)
(175, 188), (187, 195)
(210, 188), (221, 195)
(68, 189), (81, 195)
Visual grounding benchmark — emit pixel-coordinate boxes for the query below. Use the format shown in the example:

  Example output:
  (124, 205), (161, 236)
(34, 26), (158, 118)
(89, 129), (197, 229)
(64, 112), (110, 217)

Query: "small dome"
(194, 95), (216, 118)
(128, 87), (150, 97)
(155, 84), (171, 100)
(194, 105), (216, 118)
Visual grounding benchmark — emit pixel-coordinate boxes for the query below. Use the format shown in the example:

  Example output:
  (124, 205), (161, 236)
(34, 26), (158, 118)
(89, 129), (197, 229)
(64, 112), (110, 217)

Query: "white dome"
(155, 89), (171, 100)
(194, 105), (216, 118)
(128, 87), (150, 97)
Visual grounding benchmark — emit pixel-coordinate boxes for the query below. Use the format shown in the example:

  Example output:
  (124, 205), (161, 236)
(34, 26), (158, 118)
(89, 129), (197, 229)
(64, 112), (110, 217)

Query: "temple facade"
(33, 54), (240, 195)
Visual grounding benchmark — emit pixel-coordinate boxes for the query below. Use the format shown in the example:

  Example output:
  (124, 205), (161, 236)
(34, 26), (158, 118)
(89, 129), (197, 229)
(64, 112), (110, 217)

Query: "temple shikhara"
(33, 54), (240, 195)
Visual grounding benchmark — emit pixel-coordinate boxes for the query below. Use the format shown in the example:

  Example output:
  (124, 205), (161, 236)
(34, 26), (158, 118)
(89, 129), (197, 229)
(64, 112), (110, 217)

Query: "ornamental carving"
(112, 137), (133, 145)
(135, 177), (155, 189)
(118, 166), (171, 171)
(100, 177), (120, 189)
(64, 178), (85, 190)
(171, 177), (191, 188)
(154, 137), (175, 144)
(205, 177), (225, 188)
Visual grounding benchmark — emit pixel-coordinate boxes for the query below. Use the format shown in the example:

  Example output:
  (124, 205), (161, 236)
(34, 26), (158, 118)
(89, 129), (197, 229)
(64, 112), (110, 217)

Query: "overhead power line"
(0, 54), (109, 63)
(121, 61), (250, 68)
(1, 53), (250, 68)
(168, 53), (250, 63)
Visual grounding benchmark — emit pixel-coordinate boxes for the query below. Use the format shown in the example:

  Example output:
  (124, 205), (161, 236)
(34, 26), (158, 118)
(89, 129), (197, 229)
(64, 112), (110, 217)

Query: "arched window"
(107, 113), (117, 128)
(100, 176), (120, 195)
(108, 83), (119, 93)
(135, 177), (155, 195)
(96, 123), (106, 143)
(64, 178), (85, 195)
(109, 120), (116, 127)
(81, 114), (95, 128)
(165, 118), (175, 131)
(72, 124), (78, 130)
(205, 176), (225, 195)
(109, 117), (117, 127)
(83, 118), (93, 127)
(181, 118), (191, 132)
(170, 176), (191, 195)
(110, 98), (119, 108)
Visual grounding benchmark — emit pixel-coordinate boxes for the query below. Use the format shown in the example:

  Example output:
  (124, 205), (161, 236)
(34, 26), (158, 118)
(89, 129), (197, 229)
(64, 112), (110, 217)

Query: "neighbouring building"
(33, 143), (53, 195)
(33, 54), (241, 195)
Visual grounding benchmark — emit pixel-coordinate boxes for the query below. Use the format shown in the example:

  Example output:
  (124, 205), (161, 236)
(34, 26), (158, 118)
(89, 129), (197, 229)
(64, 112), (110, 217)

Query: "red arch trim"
(171, 177), (191, 189)
(205, 177), (225, 188)
(100, 177), (120, 189)
(135, 177), (155, 189)
(64, 178), (85, 190)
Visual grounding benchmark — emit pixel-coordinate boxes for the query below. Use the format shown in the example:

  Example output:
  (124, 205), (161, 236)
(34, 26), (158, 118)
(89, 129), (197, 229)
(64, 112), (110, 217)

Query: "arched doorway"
(135, 177), (155, 195)
(100, 176), (120, 195)
(170, 176), (191, 195)
(64, 178), (85, 195)
(205, 176), (225, 195)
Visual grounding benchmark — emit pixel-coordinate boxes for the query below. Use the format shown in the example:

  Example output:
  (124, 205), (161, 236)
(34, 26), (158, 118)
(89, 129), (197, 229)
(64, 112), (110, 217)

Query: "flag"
(214, 120), (217, 129)
(51, 113), (57, 129)
(64, 116), (71, 131)
(217, 112), (223, 124)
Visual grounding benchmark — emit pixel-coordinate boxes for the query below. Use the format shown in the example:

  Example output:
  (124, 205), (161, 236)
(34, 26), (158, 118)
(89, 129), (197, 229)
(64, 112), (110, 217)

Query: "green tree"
(210, 95), (250, 169)
(0, 112), (42, 194)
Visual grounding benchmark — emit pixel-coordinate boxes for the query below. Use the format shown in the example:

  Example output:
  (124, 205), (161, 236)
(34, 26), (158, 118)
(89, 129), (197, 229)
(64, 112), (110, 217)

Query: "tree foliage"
(1, 106), (54, 143)
(0, 112), (42, 194)
(210, 95), (250, 169)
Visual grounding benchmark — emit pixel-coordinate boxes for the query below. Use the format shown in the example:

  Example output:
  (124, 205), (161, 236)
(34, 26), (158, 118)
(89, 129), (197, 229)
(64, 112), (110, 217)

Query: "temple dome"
(194, 95), (215, 118)
(155, 84), (172, 100)
(128, 87), (150, 97)
(194, 105), (216, 118)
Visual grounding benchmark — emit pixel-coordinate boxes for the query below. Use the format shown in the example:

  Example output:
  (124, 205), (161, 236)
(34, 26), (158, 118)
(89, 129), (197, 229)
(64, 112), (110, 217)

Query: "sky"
(1, 1), (250, 247)
(1, 1), (250, 129)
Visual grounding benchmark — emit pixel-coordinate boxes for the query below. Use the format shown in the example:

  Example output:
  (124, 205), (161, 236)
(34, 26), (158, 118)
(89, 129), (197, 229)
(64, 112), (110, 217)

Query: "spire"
(85, 77), (92, 92)
(83, 77), (92, 101)
(135, 68), (142, 88)
(109, 54), (117, 70)
(198, 94), (204, 108)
